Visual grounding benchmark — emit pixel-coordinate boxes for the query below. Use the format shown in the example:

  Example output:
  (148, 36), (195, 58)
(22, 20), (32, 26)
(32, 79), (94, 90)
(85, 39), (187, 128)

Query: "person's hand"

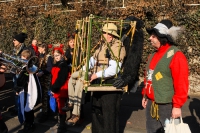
(171, 107), (181, 118)
(51, 91), (54, 95)
(113, 75), (131, 89)
(142, 97), (148, 108)
(90, 74), (97, 82)
(0, 65), (6, 73)
(113, 76), (125, 89)
(36, 71), (43, 77)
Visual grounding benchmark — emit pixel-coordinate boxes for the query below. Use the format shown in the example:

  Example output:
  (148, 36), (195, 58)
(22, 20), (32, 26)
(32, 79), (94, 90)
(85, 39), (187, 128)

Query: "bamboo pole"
(71, 21), (79, 73)
(84, 15), (93, 92)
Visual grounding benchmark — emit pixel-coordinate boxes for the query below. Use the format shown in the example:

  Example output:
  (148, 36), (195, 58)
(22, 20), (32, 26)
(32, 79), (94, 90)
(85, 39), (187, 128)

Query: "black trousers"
(24, 92), (34, 124)
(24, 110), (34, 124)
(92, 91), (122, 133)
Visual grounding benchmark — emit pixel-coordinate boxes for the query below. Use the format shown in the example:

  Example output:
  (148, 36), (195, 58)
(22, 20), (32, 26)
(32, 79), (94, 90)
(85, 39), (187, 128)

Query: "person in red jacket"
(50, 45), (69, 133)
(142, 19), (189, 133)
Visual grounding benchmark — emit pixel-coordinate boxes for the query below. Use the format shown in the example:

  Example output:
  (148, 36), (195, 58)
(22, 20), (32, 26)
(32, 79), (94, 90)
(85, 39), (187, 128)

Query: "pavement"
(1, 73), (200, 133)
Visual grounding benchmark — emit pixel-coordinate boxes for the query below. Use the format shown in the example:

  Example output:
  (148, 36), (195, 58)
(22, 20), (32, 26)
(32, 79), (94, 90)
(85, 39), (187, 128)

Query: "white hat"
(102, 23), (120, 38)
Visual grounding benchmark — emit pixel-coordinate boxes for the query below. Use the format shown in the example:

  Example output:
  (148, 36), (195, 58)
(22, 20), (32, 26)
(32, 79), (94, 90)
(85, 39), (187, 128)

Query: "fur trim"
(168, 26), (185, 41)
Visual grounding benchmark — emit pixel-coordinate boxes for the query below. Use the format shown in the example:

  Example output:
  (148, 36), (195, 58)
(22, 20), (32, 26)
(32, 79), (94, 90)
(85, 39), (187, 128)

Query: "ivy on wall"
(0, 0), (199, 75)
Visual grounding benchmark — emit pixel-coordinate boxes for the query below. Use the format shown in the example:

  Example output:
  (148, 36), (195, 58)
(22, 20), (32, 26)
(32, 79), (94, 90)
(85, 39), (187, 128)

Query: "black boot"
(38, 112), (48, 123)
(23, 110), (35, 133)
(57, 114), (67, 133)
(23, 122), (35, 133)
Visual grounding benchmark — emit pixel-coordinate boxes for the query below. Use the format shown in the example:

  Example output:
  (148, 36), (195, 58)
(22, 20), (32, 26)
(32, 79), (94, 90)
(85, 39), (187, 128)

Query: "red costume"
(51, 60), (69, 114)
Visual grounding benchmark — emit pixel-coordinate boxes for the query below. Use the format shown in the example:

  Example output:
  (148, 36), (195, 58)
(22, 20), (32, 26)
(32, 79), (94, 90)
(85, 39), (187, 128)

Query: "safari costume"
(67, 23), (126, 131)
(67, 37), (126, 126)
(92, 37), (126, 133)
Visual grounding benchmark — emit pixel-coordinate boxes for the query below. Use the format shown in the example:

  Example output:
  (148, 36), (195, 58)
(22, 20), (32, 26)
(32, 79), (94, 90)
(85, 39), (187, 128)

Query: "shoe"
(66, 114), (79, 126)
(62, 103), (73, 112)
(23, 123), (35, 133)
(38, 113), (48, 123)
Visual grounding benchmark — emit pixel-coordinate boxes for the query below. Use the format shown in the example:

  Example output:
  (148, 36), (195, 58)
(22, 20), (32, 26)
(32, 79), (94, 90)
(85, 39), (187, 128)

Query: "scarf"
(32, 44), (39, 56)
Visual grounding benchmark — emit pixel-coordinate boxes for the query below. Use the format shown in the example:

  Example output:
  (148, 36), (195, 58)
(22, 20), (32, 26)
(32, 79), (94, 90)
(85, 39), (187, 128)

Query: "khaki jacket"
(92, 38), (126, 73)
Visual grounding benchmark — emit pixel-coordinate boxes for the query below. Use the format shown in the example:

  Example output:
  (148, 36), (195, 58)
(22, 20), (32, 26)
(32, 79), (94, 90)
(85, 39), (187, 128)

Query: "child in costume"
(16, 49), (41, 133)
(50, 45), (69, 133)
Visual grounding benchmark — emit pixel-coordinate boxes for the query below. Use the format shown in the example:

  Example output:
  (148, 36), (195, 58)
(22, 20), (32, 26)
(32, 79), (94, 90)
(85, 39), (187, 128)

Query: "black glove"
(113, 75), (132, 89)
(113, 76), (125, 89)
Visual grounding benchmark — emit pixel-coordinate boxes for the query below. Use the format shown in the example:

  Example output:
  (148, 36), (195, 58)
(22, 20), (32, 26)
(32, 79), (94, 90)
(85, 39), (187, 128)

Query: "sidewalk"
(1, 91), (146, 133)
(1, 73), (200, 133)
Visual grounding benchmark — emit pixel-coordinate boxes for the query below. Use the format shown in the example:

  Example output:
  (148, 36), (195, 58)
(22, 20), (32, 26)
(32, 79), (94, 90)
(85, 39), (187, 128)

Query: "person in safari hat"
(65, 23), (126, 132)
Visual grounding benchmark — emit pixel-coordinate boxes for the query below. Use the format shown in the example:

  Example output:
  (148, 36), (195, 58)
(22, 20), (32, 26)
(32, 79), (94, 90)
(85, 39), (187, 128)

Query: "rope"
(150, 101), (159, 120)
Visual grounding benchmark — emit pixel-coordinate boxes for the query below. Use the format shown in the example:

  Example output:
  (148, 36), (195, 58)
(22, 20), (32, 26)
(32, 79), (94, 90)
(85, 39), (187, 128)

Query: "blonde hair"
(53, 50), (63, 64)
(21, 49), (31, 59)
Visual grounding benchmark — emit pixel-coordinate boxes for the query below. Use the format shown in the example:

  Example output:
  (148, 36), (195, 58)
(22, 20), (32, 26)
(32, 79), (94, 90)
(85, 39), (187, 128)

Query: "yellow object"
(155, 72), (163, 81)
(86, 126), (91, 130)
(150, 101), (159, 120)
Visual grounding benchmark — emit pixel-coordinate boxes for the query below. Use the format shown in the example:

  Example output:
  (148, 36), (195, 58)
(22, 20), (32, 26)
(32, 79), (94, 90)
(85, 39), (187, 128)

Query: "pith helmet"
(102, 23), (120, 38)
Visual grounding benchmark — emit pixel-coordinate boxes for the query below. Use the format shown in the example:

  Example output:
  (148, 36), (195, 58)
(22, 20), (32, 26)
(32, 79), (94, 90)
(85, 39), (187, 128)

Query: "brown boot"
(66, 114), (79, 126)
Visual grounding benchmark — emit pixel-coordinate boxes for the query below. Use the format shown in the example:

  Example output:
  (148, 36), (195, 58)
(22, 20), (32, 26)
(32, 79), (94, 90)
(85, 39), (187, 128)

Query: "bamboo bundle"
(71, 14), (136, 92)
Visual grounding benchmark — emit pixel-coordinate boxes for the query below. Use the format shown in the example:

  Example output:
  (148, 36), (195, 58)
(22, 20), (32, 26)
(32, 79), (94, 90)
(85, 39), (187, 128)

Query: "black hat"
(14, 33), (27, 43)
(146, 19), (174, 43)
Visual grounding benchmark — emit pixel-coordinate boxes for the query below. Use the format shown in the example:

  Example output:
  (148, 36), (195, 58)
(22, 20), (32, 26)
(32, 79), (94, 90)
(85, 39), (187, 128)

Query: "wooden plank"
(87, 86), (124, 91)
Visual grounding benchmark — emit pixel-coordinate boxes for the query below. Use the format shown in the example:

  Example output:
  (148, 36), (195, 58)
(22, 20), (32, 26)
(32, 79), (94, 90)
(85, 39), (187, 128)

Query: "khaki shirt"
(92, 38), (126, 74)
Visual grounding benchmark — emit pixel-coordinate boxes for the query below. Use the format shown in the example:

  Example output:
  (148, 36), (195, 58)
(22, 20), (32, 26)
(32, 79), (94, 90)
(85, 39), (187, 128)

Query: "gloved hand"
(113, 76), (125, 89)
(113, 75), (131, 89)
